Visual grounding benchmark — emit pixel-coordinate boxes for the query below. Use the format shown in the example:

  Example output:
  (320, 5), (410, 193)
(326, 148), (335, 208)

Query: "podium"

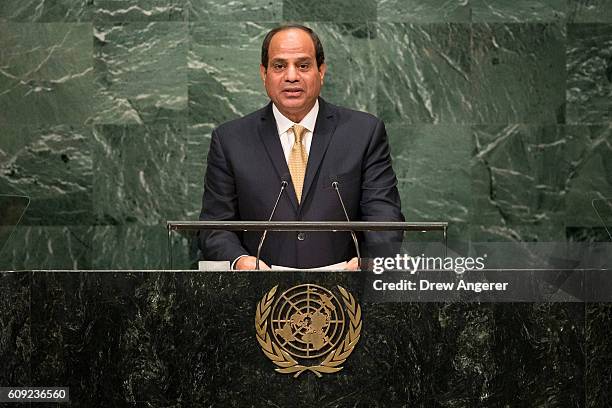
(1, 269), (609, 406)
(1, 221), (609, 404)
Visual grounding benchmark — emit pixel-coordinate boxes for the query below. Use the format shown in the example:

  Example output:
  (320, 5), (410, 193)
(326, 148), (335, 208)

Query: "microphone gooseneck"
(332, 180), (362, 270)
(256, 179), (288, 270)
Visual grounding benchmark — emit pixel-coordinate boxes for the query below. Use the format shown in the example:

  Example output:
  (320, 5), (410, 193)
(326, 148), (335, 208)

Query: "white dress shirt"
(272, 100), (319, 161)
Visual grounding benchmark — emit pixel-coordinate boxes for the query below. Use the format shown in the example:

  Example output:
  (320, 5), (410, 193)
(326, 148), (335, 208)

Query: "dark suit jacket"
(198, 98), (404, 268)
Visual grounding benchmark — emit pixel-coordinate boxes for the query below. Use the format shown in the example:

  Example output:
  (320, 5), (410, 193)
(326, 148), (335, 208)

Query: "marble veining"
(567, 23), (612, 124)
(283, 0), (377, 22)
(471, 0), (567, 22)
(378, 0), (470, 23)
(0, 125), (93, 226)
(92, 123), (206, 226)
(0, 23), (94, 125)
(93, 22), (188, 125)
(569, 0), (612, 23)
(376, 23), (472, 124)
(0, 227), (92, 270)
(471, 23), (566, 124)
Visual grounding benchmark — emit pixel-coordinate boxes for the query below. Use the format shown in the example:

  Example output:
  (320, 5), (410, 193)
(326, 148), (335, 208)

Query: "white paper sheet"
(271, 261), (348, 271)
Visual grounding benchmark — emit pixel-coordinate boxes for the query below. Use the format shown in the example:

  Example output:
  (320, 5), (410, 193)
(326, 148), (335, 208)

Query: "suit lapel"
(301, 98), (338, 209)
(257, 103), (299, 212)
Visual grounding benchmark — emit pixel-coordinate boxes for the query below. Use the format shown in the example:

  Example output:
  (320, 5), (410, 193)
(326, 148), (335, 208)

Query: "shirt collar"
(272, 99), (319, 135)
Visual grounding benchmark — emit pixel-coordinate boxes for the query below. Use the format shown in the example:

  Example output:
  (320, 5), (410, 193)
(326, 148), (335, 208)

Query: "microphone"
(256, 176), (289, 270)
(331, 179), (361, 270)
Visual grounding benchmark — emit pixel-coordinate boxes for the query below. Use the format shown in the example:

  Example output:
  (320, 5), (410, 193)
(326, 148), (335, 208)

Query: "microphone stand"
(332, 181), (362, 270)
(256, 180), (288, 270)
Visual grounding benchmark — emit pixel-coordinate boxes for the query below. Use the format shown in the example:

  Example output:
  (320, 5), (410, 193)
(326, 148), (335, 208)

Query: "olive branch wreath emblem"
(255, 285), (362, 377)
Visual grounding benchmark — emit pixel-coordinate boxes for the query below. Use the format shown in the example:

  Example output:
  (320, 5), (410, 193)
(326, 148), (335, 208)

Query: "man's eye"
(273, 63), (285, 70)
(299, 63), (310, 70)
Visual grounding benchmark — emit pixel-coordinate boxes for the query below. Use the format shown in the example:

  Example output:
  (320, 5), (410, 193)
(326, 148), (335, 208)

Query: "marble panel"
(482, 303), (584, 406)
(91, 225), (197, 269)
(0, 0), (92, 22)
(378, 0), (470, 23)
(566, 226), (612, 241)
(30, 271), (144, 404)
(94, 0), (188, 22)
(469, 223), (567, 242)
(92, 22), (188, 125)
(0, 226), (92, 270)
(21, 271), (587, 406)
(471, 0), (567, 22)
(0, 23), (94, 125)
(283, 0), (377, 22)
(0, 125), (93, 226)
(569, 0), (612, 22)
(375, 23), (472, 124)
(312, 23), (378, 113)
(470, 125), (569, 241)
(566, 23), (612, 124)
(187, 0), (282, 21)
(471, 23), (566, 124)
(565, 125), (612, 227)
(586, 303), (612, 407)
(388, 123), (471, 241)
(188, 22), (272, 128)
(0, 272), (31, 386)
(92, 123), (208, 226)
(0, 0), (193, 23)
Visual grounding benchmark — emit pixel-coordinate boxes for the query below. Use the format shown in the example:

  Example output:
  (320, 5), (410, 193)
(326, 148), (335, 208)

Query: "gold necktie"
(288, 124), (308, 203)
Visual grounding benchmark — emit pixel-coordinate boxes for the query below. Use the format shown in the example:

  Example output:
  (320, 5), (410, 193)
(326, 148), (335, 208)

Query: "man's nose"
(284, 65), (299, 82)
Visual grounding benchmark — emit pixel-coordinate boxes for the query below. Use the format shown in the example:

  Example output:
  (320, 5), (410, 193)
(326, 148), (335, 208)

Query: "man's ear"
(318, 63), (327, 84)
(259, 64), (267, 82)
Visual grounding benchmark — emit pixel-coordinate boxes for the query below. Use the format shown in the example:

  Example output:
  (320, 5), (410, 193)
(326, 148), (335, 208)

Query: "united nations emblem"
(255, 284), (362, 377)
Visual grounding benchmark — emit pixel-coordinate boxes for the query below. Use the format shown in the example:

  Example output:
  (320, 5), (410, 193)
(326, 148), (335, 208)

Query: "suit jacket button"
(297, 232), (306, 241)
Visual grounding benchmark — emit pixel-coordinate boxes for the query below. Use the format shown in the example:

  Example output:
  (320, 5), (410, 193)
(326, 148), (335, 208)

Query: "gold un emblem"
(255, 284), (362, 377)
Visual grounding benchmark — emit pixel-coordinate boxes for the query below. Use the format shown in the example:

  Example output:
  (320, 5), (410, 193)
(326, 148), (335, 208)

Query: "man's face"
(260, 28), (327, 123)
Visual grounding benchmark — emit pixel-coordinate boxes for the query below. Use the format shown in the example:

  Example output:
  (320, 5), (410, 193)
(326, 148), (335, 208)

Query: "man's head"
(260, 25), (327, 123)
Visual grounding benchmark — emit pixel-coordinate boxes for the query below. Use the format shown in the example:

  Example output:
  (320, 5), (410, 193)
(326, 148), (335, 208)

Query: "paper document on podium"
(271, 261), (347, 271)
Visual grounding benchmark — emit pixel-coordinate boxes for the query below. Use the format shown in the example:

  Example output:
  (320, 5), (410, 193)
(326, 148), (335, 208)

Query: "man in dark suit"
(199, 24), (404, 270)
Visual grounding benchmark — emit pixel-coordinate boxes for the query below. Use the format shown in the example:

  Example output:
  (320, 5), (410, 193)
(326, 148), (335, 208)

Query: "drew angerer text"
(372, 279), (508, 293)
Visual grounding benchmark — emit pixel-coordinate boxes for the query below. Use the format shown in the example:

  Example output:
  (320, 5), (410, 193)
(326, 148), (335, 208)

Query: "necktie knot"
(293, 124), (306, 144)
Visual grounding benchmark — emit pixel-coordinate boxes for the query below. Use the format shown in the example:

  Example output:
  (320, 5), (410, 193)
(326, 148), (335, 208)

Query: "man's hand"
(345, 257), (360, 271)
(235, 256), (271, 270)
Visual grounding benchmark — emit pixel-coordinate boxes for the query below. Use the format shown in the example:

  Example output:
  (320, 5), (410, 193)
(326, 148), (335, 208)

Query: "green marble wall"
(1, 1), (611, 269)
